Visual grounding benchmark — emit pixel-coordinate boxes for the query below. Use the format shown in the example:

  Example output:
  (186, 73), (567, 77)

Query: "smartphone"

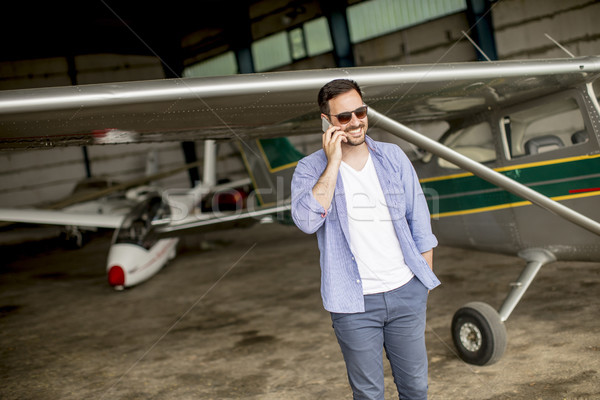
(321, 116), (332, 132)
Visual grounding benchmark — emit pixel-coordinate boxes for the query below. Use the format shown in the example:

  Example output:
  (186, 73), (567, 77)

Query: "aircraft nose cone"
(108, 265), (125, 289)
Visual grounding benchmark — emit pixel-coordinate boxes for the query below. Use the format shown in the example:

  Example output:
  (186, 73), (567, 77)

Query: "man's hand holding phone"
(312, 117), (345, 210)
(321, 116), (346, 165)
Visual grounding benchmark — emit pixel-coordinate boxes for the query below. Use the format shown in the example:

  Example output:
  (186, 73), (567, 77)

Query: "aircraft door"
(424, 120), (518, 253)
(499, 93), (600, 256)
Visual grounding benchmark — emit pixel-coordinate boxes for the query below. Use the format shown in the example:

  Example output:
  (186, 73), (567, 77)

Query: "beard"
(344, 123), (366, 146)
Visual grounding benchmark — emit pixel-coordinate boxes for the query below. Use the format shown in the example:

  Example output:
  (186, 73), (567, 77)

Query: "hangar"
(3, 0), (598, 207)
(1, 1), (599, 399)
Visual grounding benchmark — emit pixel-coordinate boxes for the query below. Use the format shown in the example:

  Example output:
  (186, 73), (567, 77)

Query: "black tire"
(451, 302), (507, 366)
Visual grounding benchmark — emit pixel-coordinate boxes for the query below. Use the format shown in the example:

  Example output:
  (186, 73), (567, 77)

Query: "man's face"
(325, 89), (368, 147)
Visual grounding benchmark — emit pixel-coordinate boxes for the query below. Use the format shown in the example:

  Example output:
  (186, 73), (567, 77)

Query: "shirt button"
(351, 257), (355, 261)
(356, 279), (361, 284)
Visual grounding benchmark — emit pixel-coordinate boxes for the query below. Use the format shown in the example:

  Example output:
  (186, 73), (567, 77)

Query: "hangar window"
(183, 52), (238, 78)
(252, 31), (293, 71)
(437, 121), (496, 169)
(502, 97), (587, 159)
(252, 17), (333, 71)
(303, 17), (334, 57)
(347, 0), (466, 43)
(289, 27), (307, 59)
(185, 16), (334, 75)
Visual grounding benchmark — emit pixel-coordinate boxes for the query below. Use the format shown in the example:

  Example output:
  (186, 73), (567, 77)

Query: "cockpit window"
(406, 120), (449, 162)
(502, 97), (587, 159)
(437, 121), (496, 169)
(114, 194), (169, 249)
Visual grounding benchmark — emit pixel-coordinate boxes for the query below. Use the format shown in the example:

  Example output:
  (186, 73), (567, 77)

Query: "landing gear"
(451, 302), (506, 365)
(450, 248), (556, 366)
(60, 226), (88, 248)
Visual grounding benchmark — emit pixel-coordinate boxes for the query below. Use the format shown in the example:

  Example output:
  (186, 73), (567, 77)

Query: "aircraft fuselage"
(415, 85), (600, 262)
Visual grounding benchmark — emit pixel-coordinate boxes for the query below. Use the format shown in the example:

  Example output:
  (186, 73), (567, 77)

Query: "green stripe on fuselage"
(420, 156), (600, 215)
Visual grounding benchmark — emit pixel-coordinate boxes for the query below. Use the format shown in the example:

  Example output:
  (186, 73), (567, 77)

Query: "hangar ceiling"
(0, 0), (347, 74)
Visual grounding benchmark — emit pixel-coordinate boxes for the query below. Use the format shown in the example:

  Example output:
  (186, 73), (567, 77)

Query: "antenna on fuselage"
(461, 31), (492, 62)
(544, 33), (576, 58)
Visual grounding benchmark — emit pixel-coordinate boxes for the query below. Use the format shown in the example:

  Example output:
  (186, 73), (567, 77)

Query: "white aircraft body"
(105, 193), (179, 290)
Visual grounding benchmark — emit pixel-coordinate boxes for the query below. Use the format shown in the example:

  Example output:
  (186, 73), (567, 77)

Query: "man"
(291, 79), (440, 400)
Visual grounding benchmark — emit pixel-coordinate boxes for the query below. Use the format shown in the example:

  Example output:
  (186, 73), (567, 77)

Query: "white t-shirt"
(339, 154), (414, 294)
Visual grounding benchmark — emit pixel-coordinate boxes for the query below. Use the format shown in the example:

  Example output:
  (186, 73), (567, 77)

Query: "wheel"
(60, 229), (87, 249)
(451, 302), (507, 366)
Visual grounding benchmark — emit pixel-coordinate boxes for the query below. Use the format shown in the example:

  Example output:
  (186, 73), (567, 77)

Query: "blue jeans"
(330, 277), (429, 400)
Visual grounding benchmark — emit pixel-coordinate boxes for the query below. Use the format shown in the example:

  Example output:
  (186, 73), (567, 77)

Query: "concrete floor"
(1, 222), (599, 399)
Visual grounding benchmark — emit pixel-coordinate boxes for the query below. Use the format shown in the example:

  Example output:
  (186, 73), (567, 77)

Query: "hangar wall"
(0, 143), (187, 207)
(1, 0), (599, 208)
(0, 54), (164, 90)
(353, 12), (474, 66)
(0, 54), (204, 207)
(493, 0), (600, 60)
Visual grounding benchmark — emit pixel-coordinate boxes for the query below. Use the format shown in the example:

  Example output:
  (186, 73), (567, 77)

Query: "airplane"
(0, 160), (258, 290)
(0, 55), (599, 367)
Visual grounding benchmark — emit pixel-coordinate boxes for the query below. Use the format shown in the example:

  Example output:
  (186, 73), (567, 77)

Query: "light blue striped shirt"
(291, 136), (440, 313)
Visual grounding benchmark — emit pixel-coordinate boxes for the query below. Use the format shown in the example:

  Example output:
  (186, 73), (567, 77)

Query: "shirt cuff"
(416, 235), (438, 253)
(307, 191), (331, 218)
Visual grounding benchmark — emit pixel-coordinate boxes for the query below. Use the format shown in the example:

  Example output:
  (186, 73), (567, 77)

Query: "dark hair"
(318, 79), (363, 115)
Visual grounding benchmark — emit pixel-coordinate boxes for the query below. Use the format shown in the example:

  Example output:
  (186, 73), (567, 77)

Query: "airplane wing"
(1, 57), (599, 149)
(153, 202), (292, 238)
(1, 56), (599, 238)
(0, 208), (124, 228)
(0, 162), (203, 230)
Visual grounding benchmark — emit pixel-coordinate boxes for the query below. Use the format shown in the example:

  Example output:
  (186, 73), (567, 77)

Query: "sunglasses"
(327, 105), (368, 124)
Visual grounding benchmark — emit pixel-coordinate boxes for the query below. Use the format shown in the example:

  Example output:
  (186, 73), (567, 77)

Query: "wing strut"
(368, 108), (600, 236)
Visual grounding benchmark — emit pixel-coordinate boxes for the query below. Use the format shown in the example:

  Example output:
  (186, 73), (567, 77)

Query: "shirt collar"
(365, 135), (378, 153)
